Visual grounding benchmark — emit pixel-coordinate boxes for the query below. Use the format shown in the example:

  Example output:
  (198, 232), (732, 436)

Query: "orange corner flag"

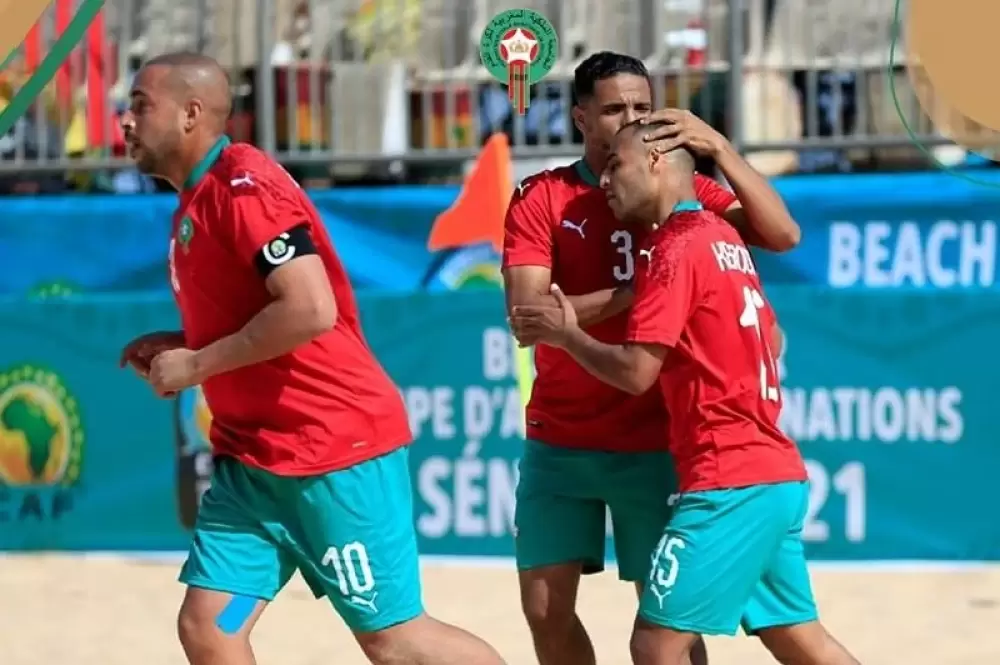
(427, 132), (512, 253)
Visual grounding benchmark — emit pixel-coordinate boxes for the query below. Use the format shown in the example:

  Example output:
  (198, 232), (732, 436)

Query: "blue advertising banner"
(751, 172), (1000, 289)
(3, 170), (1000, 295)
(0, 287), (997, 560)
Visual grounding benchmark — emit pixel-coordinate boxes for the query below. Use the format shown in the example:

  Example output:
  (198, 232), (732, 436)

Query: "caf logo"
(0, 365), (83, 521)
(422, 244), (503, 291)
(175, 385), (213, 529)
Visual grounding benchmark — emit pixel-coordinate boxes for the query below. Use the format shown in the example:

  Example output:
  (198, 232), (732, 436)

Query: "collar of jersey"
(183, 135), (232, 191)
(672, 201), (703, 213)
(572, 159), (600, 187)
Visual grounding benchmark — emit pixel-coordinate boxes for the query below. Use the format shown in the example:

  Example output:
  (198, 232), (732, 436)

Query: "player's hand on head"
(148, 348), (202, 398)
(120, 330), (186, 376)
(509, 283), (578, 348)
(639, 108), (726, 158)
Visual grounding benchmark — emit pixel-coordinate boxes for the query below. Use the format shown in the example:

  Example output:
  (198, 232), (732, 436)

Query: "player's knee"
(520, 587), (578, 636)
(177, 593), (254, 660)
(356, 629), (411, 665)
(519, 568), (581, 636)
(630, 620), (694, 665)
(177, 606), (221, 658)
(689, 636), (710, 665)
(629, 626), (660, 665)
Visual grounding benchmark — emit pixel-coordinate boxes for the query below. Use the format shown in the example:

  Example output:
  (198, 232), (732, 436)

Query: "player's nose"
(120, 111), (135, 132)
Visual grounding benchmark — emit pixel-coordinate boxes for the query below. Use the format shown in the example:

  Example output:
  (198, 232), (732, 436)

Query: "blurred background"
(1, 0), (999, 569)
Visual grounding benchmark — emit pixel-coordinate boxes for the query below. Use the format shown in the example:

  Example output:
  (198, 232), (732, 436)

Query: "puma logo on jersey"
(639, 247), (655, 270)
(349, 591), (379, 614)
(561, 218), (587, 238)
(230, 173), (255, 188)
(649, 583), (671, 609)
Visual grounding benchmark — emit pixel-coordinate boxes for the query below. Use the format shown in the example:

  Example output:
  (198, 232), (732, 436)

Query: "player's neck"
(580, 152), (606, 186)
(172, 133), (226, 192)
(655, 184), (700, 224)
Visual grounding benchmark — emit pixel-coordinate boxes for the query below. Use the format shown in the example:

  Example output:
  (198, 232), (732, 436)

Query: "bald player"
(118, 52), (507, 665)
(512, 121), (859, 665)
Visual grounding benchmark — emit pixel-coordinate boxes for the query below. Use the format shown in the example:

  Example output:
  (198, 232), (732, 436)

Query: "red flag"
(427, 133), (512, 253)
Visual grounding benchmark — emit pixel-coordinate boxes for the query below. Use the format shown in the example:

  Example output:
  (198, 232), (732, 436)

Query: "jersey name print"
(627, 210), (806, 491)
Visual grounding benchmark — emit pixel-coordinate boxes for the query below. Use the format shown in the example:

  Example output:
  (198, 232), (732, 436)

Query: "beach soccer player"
(118, 52), (507, 665)
(502, 51), (801, 665)
(510, 121), (858, 665)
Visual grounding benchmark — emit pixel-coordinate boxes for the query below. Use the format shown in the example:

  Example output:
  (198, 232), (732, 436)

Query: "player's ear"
(571, 104), (586, 135)
(647, 144), (663, 173)
(184, 98), (204, 132)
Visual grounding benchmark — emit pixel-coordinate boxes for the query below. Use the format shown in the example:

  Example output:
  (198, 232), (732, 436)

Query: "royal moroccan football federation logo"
(479, 9), (558, 115)
(177, 216), (194, 251)
(0, 365), (83, 488)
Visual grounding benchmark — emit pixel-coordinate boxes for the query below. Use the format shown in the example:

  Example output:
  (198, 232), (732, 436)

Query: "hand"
(148, 348), (203, 397)
(120, 330), (186, 376)
(509, 284), (579, 348)
(640, 108), (728, 158)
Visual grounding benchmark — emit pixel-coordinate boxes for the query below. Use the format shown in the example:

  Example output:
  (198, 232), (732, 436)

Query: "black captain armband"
(254, 223), (317, 277)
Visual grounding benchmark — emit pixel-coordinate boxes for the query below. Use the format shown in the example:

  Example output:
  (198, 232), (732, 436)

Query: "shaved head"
(122, 51), (233, 184)
(614, 120), (696, 174)
(143, 51), (232, 129)
(600, 119), (699, 226)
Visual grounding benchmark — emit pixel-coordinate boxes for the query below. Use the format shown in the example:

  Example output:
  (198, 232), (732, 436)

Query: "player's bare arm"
(640, 109), (801, 251)
(510, 284), (665, 394)
(561, 332), (665, 396)
(191, 251), (336, 380)
(503, 174), (632, 345)
(503, 265), (632, 346)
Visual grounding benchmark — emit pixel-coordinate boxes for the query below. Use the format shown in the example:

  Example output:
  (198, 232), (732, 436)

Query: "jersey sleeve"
(224, 173), (314, 266)
(502, 176), (553, 269)
(626, 246), (701, 348)
(694, 174), (737, 215)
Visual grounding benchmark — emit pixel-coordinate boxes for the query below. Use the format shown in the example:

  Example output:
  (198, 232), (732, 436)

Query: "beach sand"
(2, 556), (998, 664)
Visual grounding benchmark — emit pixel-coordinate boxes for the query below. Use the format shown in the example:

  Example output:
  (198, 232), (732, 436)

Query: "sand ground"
(1, 556), (998, 664)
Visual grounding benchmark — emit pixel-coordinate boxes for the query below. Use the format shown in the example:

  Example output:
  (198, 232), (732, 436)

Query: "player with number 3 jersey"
(503, 52), (803, 665)
(510, 120), (859, 665)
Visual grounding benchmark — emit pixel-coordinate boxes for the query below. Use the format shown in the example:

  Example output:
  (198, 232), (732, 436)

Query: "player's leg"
(177, 458), (297, 665)
(630, 584), (709, 665)
(178, 589), (267, 665)
(741, 482), (861, 665)
(515, 440), (608, 665)
(630, 485), (794, 665)
(605, 450), (709, 665)
(287, 446), (505, 665)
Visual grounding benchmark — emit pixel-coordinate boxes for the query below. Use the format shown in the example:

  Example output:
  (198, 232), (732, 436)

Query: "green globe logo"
(28, 280), (80, 300)
(426, 245), (503, 291)
(0, 366), (82, 487)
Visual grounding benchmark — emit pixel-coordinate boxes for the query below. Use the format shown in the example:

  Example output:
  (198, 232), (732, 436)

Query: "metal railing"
(0, 0), (979, 180)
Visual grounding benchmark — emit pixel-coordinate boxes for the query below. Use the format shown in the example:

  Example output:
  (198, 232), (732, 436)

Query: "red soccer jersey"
(626, 209), (807, 491)
(167, 137), (412, 475)
(502, 160), (737, 452)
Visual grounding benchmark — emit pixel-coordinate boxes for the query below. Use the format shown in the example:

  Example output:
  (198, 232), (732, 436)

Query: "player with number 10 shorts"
(119, 52), (506, 665)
